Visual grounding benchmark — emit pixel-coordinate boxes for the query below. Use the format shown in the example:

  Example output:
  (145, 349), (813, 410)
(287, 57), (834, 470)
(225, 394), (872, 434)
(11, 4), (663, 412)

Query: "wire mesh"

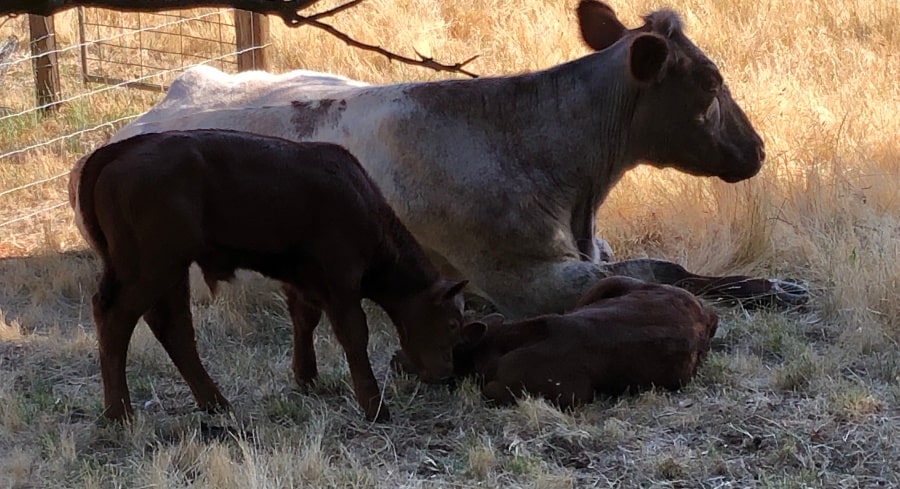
(0, 8), (245, 254)
(78, 8), (238, 92)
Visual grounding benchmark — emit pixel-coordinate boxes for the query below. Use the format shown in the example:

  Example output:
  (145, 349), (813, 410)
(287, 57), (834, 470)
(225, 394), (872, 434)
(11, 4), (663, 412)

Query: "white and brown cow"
(70, 1), (807, 318)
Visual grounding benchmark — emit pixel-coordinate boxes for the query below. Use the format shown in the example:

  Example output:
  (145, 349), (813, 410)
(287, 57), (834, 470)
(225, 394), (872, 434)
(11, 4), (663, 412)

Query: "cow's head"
(578, 1), (765, 183)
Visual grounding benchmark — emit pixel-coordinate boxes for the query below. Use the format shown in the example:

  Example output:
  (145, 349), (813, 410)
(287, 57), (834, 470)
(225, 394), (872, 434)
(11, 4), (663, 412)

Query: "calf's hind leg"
(94, 268), (185, 420)
(283, 284), (323, 385)
(143, 271), (229, 413)
(93, 270), (144, 420)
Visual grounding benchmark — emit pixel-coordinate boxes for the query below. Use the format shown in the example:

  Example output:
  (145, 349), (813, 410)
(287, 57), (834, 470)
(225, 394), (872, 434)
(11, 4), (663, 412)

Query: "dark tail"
(77, 140), (141, 309)
(76, 145), (116, 309)
(77, 139), (138, 258)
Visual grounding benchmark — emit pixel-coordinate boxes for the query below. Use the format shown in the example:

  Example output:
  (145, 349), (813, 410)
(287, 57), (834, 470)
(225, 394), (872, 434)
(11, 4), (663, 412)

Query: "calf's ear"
(628, 33), (669, 84)
(462, 322), (487, 344)
(479, 312), (505, 328)
(577, 0), (627, 51)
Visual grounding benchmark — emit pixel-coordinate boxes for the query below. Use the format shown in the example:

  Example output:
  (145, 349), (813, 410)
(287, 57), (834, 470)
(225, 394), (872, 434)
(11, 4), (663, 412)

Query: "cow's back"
(119, 65), (370, 133)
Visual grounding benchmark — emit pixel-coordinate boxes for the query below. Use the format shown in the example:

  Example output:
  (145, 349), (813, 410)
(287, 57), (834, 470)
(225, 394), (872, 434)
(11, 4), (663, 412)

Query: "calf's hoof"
(198, 396), (231, 415)
(102, 400), (134, 422)
(364, 403), (391, 423)
(390, 349), (418, 376)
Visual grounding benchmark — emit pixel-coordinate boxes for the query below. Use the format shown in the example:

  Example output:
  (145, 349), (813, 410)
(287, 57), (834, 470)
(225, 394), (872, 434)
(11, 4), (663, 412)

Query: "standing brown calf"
(397, 276), (717, 409)
(74, 129), (468, 422)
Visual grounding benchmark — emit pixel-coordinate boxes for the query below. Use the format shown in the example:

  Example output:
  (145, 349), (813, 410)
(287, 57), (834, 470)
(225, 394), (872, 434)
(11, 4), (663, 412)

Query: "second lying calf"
(396, 276), (718, 409)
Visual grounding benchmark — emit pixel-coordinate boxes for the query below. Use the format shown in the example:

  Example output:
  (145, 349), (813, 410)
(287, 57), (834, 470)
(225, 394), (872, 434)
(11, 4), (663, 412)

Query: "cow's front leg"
(570, 197), (614, 263)
(598, 258), (809, 309)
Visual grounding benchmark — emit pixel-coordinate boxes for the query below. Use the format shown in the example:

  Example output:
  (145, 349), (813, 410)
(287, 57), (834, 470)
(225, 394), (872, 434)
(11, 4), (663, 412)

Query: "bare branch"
(0, 0), (480, 78)
(306, 0), (363, 21)
(303, 17), (480, 78)
(0, 1), (324, 26)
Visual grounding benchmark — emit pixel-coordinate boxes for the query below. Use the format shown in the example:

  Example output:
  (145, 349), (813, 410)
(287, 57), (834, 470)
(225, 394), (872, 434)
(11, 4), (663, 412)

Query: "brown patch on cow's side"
(290, 99), (345, 138)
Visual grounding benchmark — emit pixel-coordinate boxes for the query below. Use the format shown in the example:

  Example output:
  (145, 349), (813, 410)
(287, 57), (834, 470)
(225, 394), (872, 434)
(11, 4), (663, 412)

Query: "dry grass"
(1, 0), (899, 486)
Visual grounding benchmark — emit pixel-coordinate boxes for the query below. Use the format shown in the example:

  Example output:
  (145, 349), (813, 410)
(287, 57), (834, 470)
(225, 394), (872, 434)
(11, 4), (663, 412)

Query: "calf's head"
(578, 1), (765, 183)
(391, 279), (469, 383)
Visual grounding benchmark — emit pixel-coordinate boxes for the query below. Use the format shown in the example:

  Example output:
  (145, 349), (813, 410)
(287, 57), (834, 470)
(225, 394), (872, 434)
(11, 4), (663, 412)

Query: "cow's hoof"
(596, 237), (615, 263)
(767, 278), (810, 306)
(742, 278), (809, 309)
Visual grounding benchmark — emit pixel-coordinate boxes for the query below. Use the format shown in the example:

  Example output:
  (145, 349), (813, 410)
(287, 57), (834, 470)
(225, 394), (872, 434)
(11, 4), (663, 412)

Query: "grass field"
(1, 0), (899, 486)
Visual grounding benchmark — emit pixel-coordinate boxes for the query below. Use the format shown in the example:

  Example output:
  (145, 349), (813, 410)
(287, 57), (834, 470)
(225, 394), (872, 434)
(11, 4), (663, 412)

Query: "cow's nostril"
(756, 144), (766, 162)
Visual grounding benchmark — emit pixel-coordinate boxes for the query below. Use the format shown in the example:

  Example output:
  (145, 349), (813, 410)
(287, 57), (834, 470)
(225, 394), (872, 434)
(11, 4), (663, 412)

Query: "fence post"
(28, 14), (61, 112)
(234, 10), (269, 72)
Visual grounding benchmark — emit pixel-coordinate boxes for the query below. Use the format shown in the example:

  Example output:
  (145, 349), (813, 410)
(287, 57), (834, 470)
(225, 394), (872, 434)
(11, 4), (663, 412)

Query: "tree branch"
(302, 17), (479, 78)
(0, 1), (324, 26)
(1, 0), (481, 78)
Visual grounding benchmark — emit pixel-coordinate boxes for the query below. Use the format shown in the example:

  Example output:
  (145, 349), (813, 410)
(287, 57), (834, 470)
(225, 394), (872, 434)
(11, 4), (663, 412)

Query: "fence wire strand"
(0, 9), (235, 123)
(0, 10), (226, 73)
(1, 8), (255, 238)
(0, 44), (264, 163)
(0, 170), (70, 199)
(0, 201), (68, 229)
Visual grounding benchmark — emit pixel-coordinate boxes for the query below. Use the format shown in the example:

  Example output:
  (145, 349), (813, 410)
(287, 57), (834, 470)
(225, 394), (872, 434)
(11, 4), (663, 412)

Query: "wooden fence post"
(234, 10), (269, 71)
(28, 14), (60, 112)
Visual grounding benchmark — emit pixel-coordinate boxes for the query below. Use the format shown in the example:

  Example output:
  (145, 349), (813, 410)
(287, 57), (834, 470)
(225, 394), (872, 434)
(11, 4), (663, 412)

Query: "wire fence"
(0, 8), (263, 256)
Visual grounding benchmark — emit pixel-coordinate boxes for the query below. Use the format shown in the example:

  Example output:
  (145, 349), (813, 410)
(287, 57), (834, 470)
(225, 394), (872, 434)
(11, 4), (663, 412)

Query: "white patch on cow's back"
(115, 65), (373, 142)
(153, 65), (368, 111)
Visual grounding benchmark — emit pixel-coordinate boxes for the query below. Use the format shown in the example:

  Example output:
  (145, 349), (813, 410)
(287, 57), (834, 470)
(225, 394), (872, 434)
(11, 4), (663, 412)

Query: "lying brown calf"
(74, 129), (467, 422)
(396, 276), (717, 409)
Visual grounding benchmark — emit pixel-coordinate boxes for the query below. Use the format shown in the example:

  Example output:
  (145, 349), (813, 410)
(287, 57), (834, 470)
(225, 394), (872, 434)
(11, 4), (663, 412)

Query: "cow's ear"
(628, 33), (669, 84)
(462, 321), (487, 344)
(577, 0), (627, 51)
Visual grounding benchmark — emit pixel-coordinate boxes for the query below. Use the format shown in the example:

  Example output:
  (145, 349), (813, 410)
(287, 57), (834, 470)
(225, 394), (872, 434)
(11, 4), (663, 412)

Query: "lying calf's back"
(458, 277), (718, 407)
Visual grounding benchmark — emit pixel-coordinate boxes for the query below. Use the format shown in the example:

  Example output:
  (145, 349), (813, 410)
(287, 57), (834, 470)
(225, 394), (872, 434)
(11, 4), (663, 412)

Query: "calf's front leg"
(325, 301), (389, 422)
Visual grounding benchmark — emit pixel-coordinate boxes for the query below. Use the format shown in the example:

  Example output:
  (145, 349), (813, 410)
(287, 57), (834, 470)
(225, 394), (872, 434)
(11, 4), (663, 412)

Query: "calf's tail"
(76, 143), (128, 308)
(76, 145), (120, 258)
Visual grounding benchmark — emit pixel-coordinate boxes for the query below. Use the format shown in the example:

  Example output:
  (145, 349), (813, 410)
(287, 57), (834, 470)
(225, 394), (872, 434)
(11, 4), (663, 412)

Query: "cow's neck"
(408, 46), (640, 210)
(534, 49), (641, 208)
